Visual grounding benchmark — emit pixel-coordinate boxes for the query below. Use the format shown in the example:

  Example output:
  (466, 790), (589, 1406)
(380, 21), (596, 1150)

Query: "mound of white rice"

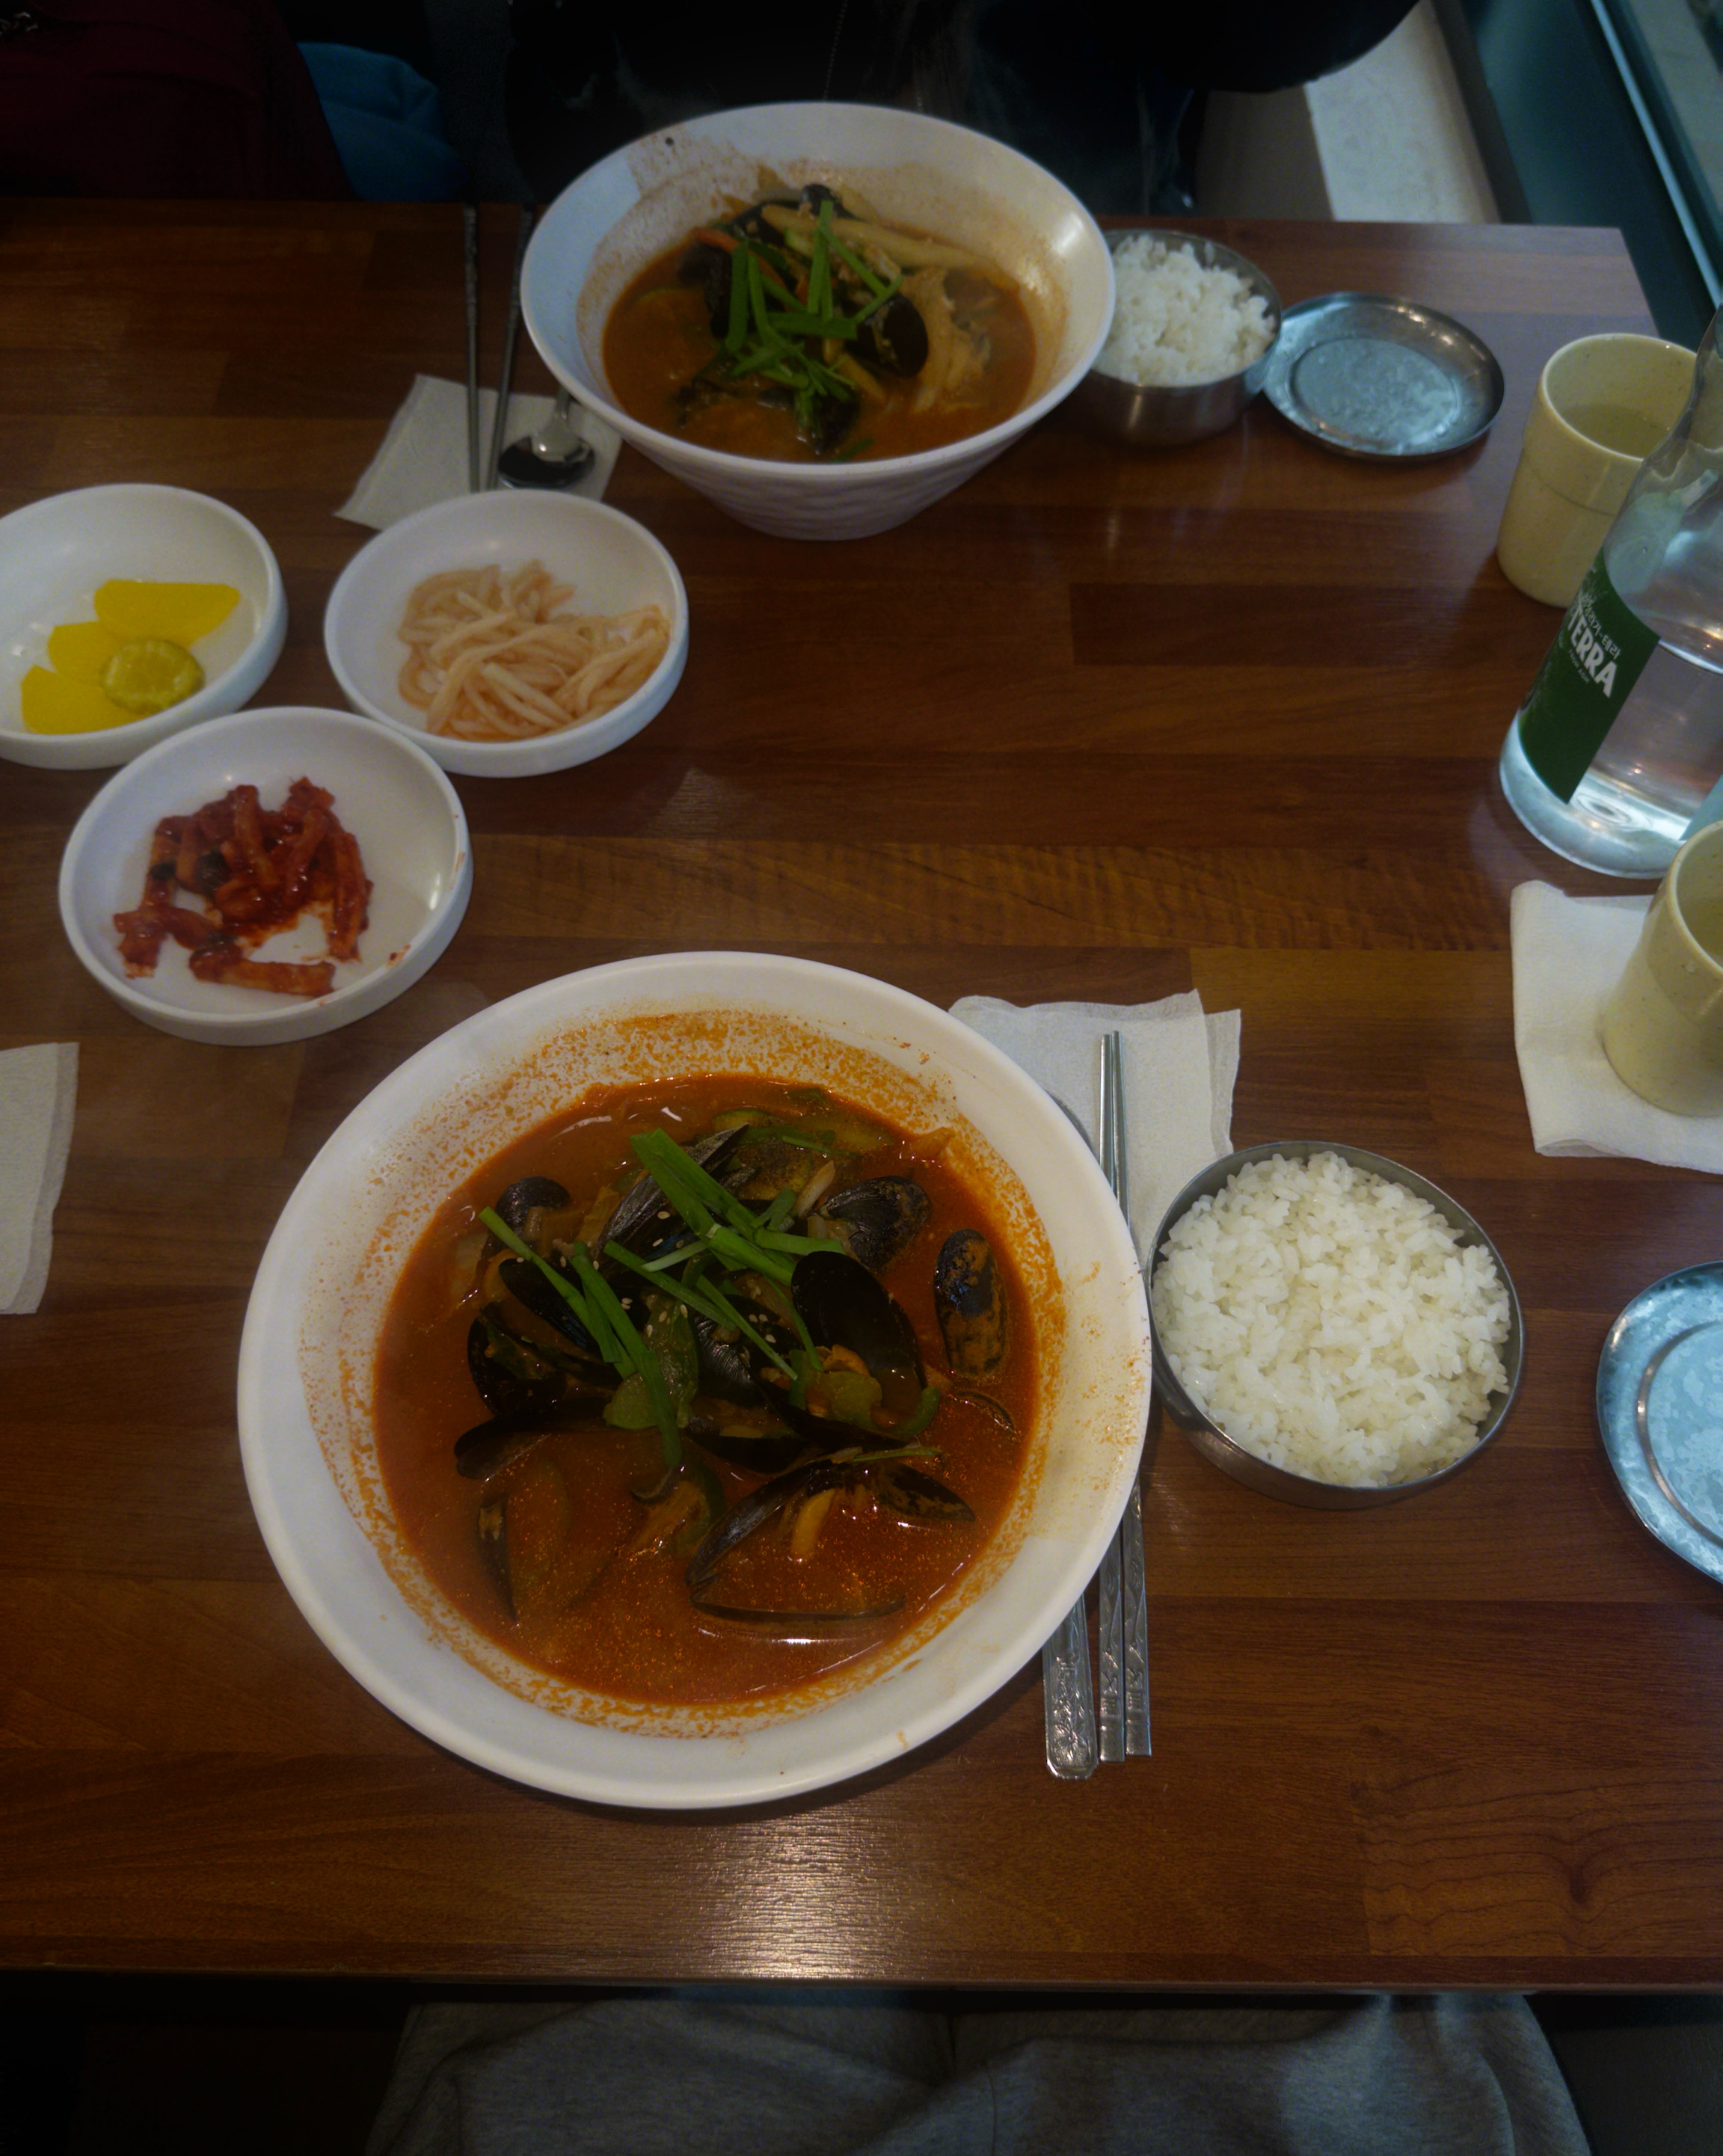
(1096, 236), (1274, 388)
(1151, 1152), (1511, 1488)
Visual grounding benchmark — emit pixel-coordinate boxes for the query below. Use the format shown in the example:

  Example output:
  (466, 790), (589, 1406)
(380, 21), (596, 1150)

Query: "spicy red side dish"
(113, 778), (370, 998)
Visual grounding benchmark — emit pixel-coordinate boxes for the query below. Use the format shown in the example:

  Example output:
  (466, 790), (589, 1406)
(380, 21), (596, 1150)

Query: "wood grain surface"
(4, 201), (1722, 1988)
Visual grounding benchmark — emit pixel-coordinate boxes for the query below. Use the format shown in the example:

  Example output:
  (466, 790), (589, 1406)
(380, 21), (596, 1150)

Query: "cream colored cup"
(1601, 820), (1723, 1114)
(1497, 333), (1695, 607)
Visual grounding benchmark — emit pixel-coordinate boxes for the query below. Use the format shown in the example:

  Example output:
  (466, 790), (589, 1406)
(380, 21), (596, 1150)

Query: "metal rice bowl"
(1149, 1140), (1525, 1509)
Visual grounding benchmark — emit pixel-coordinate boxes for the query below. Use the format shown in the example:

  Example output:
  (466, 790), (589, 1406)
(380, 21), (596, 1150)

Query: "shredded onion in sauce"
(397, 561), (670, 743)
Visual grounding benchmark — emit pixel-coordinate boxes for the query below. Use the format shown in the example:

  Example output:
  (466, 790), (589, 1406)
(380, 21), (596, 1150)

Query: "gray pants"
(368, 1992), (1588, 2156)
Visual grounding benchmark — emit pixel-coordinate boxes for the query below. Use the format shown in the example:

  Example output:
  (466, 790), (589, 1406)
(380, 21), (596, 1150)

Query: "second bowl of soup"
(521, 102), (1115, 540)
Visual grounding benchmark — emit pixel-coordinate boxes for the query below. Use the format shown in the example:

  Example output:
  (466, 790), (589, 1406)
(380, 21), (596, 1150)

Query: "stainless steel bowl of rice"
(1078, 229), (1281, 448)
(1149, 1142), (1524, 1508)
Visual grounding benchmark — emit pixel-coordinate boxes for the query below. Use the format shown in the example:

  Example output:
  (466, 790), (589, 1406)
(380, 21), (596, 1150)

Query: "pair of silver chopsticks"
(463, 203), (534, 493)
(1042, 1032), (1152, 1778)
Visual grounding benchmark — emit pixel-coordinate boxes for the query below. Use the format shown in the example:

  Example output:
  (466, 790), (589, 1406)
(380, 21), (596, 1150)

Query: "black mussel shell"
(856, 294), (928, 379)
(871, 1462), (974, 1524)
(678, 239), (731, 333)
(684, 1414), (808, 1477)
(498, 1255), (599, 1355)
(684, 1458), (851, 1591)
(802, 388), (857, 458)
(934, 1229), (1007, 1380)
(602, 1125), (744, 1262)
(792, 1249), (924, 1409)
(814, 1175), (930, 1273)
(494, 1176), (569, 1234)
(455, 1414), (559, 1483)
(799, 182), (841, 212)
(691, 1297), (799, 1407)
(467, 1310), (565, 1420)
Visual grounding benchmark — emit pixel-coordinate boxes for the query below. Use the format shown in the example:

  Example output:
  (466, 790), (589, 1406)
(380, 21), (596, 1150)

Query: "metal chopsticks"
(484, 207), (535, 490)
(463, 204), (481, 493)
(464, 204), (535, 493)
(1099, 1031), (1151, 1757)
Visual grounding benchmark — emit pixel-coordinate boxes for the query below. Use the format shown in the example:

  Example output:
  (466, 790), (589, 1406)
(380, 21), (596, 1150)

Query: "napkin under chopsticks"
(1511, 880), (1723, 1173)
(0, 1042), (77, 1315)
(953, 991), (1240, 1258)
(337, 375), (623, 531)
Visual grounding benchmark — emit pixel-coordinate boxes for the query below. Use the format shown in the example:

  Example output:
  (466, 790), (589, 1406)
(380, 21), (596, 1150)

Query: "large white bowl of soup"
(520, 102), (1115, 540)
(237, 952), (1150, 1808)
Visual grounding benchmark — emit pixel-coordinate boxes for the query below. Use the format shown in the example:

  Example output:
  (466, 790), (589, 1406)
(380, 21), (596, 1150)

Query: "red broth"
(373, 1078), (1034, 1707)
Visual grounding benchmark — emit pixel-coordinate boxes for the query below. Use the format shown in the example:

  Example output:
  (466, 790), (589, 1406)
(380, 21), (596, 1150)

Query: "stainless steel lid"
(1597, 1262), (1723, 1585)
(1262, 292), (1504, 459)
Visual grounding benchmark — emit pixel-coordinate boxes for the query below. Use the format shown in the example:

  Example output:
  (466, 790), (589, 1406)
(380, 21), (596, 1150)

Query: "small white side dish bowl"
(58, 705), (471, 1047)
(324, 491), (688, 778)
(237, 952), (1152, 1807)
(1, 484), (286, 770)
(520, 101), (1116, 541)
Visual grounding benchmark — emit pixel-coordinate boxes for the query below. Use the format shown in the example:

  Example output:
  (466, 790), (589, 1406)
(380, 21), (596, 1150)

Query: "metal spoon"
(497, 389), (595, 490)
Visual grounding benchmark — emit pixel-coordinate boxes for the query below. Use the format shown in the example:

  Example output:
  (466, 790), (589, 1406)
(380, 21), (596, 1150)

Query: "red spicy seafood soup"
(374, 1075), (1035, 1708)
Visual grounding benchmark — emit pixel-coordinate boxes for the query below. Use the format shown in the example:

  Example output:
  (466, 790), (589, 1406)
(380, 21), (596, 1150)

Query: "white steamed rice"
(1096, 236), (1274, 388)
(1150, 1152), (1511, 1488)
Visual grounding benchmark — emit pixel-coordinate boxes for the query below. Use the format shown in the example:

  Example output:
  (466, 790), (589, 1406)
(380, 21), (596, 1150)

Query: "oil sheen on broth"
(601, 183), (1036, 463)
(374, 1078), (1034, 1707)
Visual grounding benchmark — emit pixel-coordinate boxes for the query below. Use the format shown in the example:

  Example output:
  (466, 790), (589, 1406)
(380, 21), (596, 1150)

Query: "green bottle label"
(1515, 554), (1660, 801)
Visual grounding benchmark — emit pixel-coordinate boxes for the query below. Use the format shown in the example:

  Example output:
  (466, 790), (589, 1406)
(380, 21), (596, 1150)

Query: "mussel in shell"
(871, 1462), (974, 1524)
(691, 1296), (799, 1408)
(791, 1249), (924, 1413)
(812, 1175), (930, 1273)
(454, 1404), (608, 1484)
(855, 294), (929, 379)
(601, 1125), (744, 1265)
(934, 1229), (1007, 1380)
(466, 1309), (565, 1421)
(494, 1176), (570, 1235)
(497, 1254), (598, 1354)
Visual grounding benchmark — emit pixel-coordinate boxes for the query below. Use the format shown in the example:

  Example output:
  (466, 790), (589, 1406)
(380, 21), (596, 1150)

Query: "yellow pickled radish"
(19, 667), (135, 734)
(45, 621), (121, 681)
(100, 637), (203, 715)
(93, 580), (239, 645)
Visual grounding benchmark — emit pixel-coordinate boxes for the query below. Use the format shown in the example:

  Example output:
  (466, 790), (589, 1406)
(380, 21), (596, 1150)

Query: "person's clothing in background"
(502, 0), (1420, 213)
(297, 40), (467, 200)
(0, 0), (350, 197)
(365, 1991), (1590, 2156)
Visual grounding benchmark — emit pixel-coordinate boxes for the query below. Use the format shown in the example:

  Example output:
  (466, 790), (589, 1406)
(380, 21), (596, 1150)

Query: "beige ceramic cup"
(1497, 333), (1695, 607)
(1601, 820), (1723, 1114)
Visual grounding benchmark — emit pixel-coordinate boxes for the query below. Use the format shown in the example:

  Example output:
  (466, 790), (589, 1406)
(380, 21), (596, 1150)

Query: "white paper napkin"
(0, 1042), (77, 1314)
(337, 375), (623, 530)
(952, 992), (1240, 1259)
(1511, 879), (1723, 1172)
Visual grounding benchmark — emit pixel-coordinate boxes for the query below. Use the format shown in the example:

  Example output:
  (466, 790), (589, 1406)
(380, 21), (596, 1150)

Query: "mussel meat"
(934, 1229), (1007, 1380)
(812, 1175), (930, 1273)
(791, 1249), (924, 1414)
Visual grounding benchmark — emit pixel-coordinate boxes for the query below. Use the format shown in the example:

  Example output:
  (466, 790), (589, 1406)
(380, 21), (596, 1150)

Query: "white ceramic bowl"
(520, 102), (1116, 541)
(237, 952), (1152, 1807)
(59, 706), (471, 1046)
(1, 484), (286, 770)
(324, 491), (688, 778)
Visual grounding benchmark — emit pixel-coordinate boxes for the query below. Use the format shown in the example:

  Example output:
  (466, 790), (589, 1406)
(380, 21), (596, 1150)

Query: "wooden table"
(4, 202), (1720, 1991)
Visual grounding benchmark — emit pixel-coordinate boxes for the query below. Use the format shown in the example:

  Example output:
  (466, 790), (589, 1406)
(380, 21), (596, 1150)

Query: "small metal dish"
(1078, 230), (1282, 448)
(1149, 1140), (1525, 1509)
(1597, 1262), (1723, 1586)
(1262, 293), (1504, 459)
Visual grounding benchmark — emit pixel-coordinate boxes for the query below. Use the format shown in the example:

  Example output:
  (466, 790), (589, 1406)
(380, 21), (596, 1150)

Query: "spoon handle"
(1042, 1603), (1097, 1779)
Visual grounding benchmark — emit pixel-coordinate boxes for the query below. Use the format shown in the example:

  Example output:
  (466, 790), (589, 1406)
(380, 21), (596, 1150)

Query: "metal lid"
(1262, 292), (1505, 460)
(1597, 1262), (1723, 1585)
